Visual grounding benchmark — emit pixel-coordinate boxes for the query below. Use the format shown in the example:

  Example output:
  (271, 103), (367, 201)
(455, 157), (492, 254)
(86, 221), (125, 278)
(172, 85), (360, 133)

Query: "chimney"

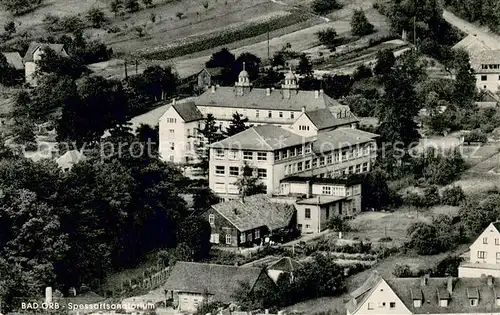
(420, 275), (428, 286)
(314, 90), (319, 99)
(488, 275), (493, 287)
(447, 277), (453, 295)
(319, 89), (324, 96)
(265, 309), (269, 315)
(216, 84), (220, 88)
(306, 180), (311, 198)
(211, 85), (216, 93)
(172, 98), (176, 105)
(317, 196), (320, 205)
(266, 88), (271, 96)
(301, 106), (306, 113)
(45, 287), (53, 304)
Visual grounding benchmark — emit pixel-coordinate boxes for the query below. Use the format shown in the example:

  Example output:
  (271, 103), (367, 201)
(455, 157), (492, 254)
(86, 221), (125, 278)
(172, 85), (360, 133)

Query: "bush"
(423, 185), (440, 207)
(87, 7), (107, 28)
(441, 186), (465, 206)
(463, 129), (487, 143)
(350, 9), (374, 36)
(311, 0), (342, 15)
(327, 215), (351, 232)
(59, 15), (85, 32)
(393, 264), (413, 277)
(125, 0), (140, 12)
(316, 27), (339, 51)
(379, 236), (393, 242)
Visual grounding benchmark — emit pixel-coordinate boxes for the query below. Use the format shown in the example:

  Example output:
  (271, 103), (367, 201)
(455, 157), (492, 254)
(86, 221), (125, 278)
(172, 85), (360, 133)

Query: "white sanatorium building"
(158, 69), (359, 165)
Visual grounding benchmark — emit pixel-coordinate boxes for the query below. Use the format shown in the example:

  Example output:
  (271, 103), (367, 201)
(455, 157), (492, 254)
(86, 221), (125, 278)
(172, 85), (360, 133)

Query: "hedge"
(139, 11), (311, 60)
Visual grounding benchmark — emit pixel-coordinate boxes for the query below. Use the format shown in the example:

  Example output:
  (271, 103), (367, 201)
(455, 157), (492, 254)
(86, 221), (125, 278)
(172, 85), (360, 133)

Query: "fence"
(140, 267), (170, 289)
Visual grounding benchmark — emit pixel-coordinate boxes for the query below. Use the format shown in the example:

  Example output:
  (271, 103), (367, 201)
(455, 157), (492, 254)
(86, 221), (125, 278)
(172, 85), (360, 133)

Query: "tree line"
(444, 0), (500, 33)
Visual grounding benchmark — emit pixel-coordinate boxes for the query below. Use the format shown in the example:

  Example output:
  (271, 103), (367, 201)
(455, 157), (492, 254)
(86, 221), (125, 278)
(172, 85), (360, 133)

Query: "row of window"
(482, 237), (500, 245)
(285, 160), (369, 176)
(214, 166), (267, 178)
(480, 75), (500, 81)
(214, 150), (268, 161)
(209, 233), (231, 244)
(297, 223), (312, 230)
(481, 64), (500, 70)
(367, 302), (396, 310)
(275, 145), (312, 161)
(165, 118), (177, 123)
(255, 110), (295, 119)
(477, 251), (500, 259)
(240, 229), (260, 243)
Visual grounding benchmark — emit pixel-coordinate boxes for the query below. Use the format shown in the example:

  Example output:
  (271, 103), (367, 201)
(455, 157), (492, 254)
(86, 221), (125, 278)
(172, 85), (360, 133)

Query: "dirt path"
(172, 0), (385, 78)
(442, 10), (500, 49)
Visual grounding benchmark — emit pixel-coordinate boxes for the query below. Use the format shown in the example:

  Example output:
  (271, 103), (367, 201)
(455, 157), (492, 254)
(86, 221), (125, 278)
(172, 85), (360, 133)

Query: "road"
(442, 10), (500, 49)
(172, 0), (386, 78)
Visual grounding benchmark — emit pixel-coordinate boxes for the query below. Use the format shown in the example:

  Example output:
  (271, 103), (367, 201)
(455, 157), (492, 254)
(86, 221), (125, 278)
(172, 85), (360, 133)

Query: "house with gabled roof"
(459, 222), (500, 278)
(470, 50), (500, 94)
(23, 42), (68, 85)
(347, 272), (500, 315)
(164, 261), (275, 312)
(204, 194), (296, 247)
(267, 257), (302, 283)
(197, 67), (225, 88)
(158, 99), (204, 164)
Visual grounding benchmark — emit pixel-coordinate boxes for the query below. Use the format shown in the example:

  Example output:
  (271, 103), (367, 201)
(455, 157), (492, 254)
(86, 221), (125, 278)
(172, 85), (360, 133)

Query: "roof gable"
(23, 42), (67, 62)
(172, 102), (203, 122)
(304, 107), (359, 130)
(268, 257), (302, 272)
(470, 222), (500, 249)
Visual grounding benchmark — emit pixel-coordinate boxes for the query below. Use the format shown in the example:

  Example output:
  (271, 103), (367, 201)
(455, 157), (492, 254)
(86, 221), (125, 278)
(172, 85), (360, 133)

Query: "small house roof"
(164, 262), (267, 303)
(304, 107), (359, 130)
(56, 150), (85, 170)
(23, 42), (67, 62)
(211, 194), (295, 232)
(2, 52), (24, 70)
(172, 101), (203, 122)
(268, 257), (302, 272)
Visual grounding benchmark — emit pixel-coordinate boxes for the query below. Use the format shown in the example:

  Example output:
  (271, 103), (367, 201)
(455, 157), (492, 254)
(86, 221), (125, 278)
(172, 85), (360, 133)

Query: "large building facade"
(158, 69), (359, 165)
(470, 50), (500, 93)
(208, 124), (377, 200)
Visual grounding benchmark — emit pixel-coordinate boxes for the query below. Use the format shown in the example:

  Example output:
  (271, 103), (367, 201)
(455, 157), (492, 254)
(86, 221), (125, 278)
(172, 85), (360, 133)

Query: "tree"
(360, 169), (394, 211)
(452, 51), (476, 109)
(0, 54), (17, 87)
(176, 12), (184, 19)
(13, 119), (36, 147)
(36, 47), (87, 79)
(297, 53), (313, 76)
(125, 0), (140, 12)
(393, 264), (413, 277)
(225, 112), (249, 137)
(373, 49), (396, 76)
(195, 114), (225, 176)
(311, 0), (342, 15)
(0, 0), (43, 15)
(142, 0), (152, 7)
(206, 48), (235, 84)
(110, 0), (123, 16)
(236, 164), (266, 198)
(87, 7), (107, 28)
(192, 187), (219, 212)
(316, 28), (339, 51)
(353, 64), (372, 81)
(177, 216), (211, 260)
(459, 193), (500, 239)
(327, 215), (350, 231)
(423, 185), (440, 208)
(4, 21), (15, 37)
(351, 9), (374, 36)
(441, 185), (465, 206)
(233, 52), (261, 81)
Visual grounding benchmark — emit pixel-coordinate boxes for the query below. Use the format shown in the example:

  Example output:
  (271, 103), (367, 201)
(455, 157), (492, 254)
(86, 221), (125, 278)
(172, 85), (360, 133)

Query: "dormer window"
(470, 298), (478, 306)
(440, 299), (448, 307)
(467, 288), (479, 307)
(413, 300), (421, 308)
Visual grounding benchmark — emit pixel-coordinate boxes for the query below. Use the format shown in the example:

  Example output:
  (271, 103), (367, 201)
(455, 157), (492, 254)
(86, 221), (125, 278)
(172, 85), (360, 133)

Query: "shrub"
(441, 185), (465, 206)
(203, 1), (209, 9)
(423, 185), (440, 207)
(393, 264), (414, 277)
(125, 0), (140, 12)
(311, 0), (342, 15)
(463, 129), (487, 144)
(379, 236), (393, 242)
(327, 215), (351, 232)
(350, 9), (374, 36)
(142, 0), (153, 7)
(59, 15), (85, 32)
(176, 12), (184, 19)
(87, 7), (107, 28)
(316, 27), (339, 51)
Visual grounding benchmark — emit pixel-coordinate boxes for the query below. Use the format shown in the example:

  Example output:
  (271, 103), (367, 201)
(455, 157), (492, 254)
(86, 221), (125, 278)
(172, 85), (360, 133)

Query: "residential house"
(275, 176), (362, 234)
(56, 150), (85, 172)
(158, 69), (359, 166)
(267, 256), (301, 283)
(459, 222), (500, 278)
(2, 52), (24, 82)
(470, 50), (500, 94)
(347, 272), (500, 315)
(204, 194), (296, 247)
(453, 34), (500, 56)
(198, 67), (225, 88)
(158, 100), (204, 164)
(208, 124), (377, 199)
(23, 42), (68, 85)
(164, 261), (275, 312)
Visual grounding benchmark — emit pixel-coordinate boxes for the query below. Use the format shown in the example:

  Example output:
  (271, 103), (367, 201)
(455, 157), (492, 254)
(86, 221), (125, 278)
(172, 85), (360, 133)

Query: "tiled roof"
(195, 86), (340, 111)
(202, 67), (224, 77)
(172, 101), (203, 122)
(470, 50), (500, 72)
(312, 128), (378, 153)
(347, 273), (500, 315)
(211, 194), (295, 232)
(2, 52), (24, 70)
(164, 262), (265, 303)
(23, 42), (67, 62)
(211, 125), (307, 151)
(304, 107), (359, 130)
(453, 34), (498, 56)
(268, 257), (301, 272)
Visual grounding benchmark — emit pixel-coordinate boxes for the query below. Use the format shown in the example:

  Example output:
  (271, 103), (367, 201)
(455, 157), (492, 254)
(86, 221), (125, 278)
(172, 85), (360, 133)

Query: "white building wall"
(476, 73), (500, 92)
(458, 265), (500, 278)
(469, 223), (500, 265)
(25, 61), (36, 85)
(159, 108), (186, 163)
(354, 279), (412, 315)
(290, 113), (318, 137)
